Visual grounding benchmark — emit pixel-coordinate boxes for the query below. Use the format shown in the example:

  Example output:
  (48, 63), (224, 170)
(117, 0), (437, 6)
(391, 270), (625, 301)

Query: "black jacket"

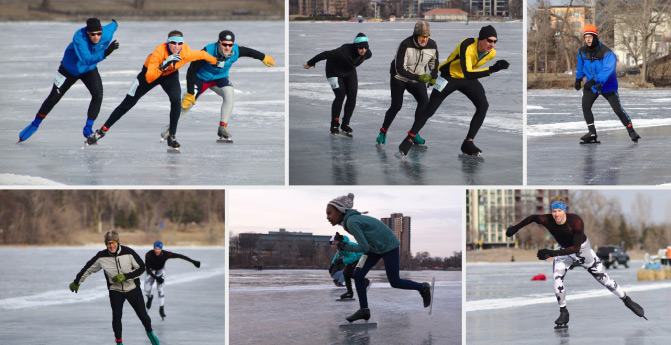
(307, 43), (372, 78)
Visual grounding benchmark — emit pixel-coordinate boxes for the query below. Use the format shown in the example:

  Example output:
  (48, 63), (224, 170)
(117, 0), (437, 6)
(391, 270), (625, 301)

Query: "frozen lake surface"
(466, 261), (671, 344)
(0, 247), (225, 344)
(230, 269), (462, 344)
(289, 22), (523, 185)
(0, 21), (285, 185)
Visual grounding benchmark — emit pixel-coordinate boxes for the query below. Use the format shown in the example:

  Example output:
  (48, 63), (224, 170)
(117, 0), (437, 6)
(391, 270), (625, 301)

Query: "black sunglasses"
(219, 42), (234, 47)
(487, 38), (498, 44)
(88, 31), (102, 37)
(168, 41), (183, 46)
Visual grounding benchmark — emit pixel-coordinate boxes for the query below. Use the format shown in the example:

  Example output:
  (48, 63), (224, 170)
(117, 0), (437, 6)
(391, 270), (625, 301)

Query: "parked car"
(596, 245), (630, 269)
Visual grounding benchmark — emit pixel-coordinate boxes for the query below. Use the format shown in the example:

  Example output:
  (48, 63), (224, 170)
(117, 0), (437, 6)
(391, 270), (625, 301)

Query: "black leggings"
(410, 76), (488, 140)
(582, 87), (632, 129)
(330, 72), (358, 126)
(37, 64), (103, 120)
(381, 76), (429, 130)
(343, 261), (357, 294)
(109, 285), (153, 340)
(104, 67), (182, 136)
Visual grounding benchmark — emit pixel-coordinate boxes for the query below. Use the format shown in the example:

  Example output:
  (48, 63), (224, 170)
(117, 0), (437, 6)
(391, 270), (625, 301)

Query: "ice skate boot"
(167, 135), (181, 153)
(330, 120), (340, 136)
(83, 119), (95, 138)
(411, 132), (427, 149)
(419, 282), (432, 308)
(85, 127), (107, 146)
(375, 129), (386, 148)
(580, 131), (599, 144)
(346, 308), (370, 322)
(459, 139), (484, 160)
(146, 294), (153, 309)
(627, 127), (641, 142)
(396, 135), (414, 159)
(217, 123), (233, 143)
(159, 126), (170, 142)
(622, 295), (647, 320)
(18, 115), (45, 142)
(554, 307), (569, 330)
(339, 291), (354, 300)
(115, 338), (123, 345)
(340, 124), (353, 137)
(146, 330), (160, 345)
(159, 305), (166, 319)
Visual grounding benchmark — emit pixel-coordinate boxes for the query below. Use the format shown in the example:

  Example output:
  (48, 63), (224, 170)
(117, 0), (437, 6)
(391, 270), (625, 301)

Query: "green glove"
(418, 74), (431, 83)
(112, 274), (126, 283)
(429, 78), (436, 86)
(69, 282), (79, 293)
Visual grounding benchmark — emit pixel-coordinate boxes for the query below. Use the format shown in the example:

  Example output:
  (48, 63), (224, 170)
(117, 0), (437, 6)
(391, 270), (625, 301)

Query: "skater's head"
(104, 230), (119, 254)
(582, 24), (599, 48)
(477, 25), (498, 53)
(326, 193), (354, 226)
(414, 20), (430, 47)
(85, 18), (103, 45)
(167, 30), (184, 55)
(354, 33), (369, 55)
(550, 196), (568, 224)
(218, 30), (235, 55)
(154, 241), (163, 255)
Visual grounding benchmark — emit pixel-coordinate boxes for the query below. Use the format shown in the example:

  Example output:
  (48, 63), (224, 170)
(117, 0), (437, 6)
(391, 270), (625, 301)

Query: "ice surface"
(466, 262), (670, 344)
(289, 22), (523, 185)
(0, 21), (285, 185)
(230, 269), (462, 344)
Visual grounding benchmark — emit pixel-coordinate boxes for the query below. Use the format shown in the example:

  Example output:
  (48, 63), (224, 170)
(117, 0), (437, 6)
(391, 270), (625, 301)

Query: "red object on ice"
(531, 274), (546, 281)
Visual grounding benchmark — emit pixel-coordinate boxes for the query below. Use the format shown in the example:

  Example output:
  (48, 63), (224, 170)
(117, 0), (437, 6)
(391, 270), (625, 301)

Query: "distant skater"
(506, 196), (646, 330)
(330, 232), (371, 300)
(303, 33), (372, 137)
(575, 24), (640, 144)
(326, 193), (431, 322)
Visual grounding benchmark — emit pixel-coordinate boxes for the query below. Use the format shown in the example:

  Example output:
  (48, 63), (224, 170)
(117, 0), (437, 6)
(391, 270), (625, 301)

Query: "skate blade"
(458, 153), (484, 161)
(339, 322), (377, 329)
(428, 277), (435, 315)
(375, 142), (385, 149)
(217, 138), (233, 143)
(554, 324), (568, 330)
(341, 132), (353, 138)
(336, 298), (356, 302)
(579, 141), (600, 144)
(413, 143), (428, 150)
(395, 151), (408, 159)
(81, 141), (97, 149)
(167, 148), (181, 154)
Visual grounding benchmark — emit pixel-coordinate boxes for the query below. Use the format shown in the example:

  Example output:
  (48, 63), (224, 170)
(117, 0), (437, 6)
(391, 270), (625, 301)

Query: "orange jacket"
(143, 43), (217, 83)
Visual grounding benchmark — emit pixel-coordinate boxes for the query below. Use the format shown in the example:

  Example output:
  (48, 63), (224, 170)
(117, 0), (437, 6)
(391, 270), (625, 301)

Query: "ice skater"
(303, 33), (372, 137)
(397, 25), (510, 158)
(86, 30), (219, 151)
(330, 232), (371, 300)
(506, 196), (647, 330)
(144, 241), (201, 319)
(376, 20), (438, 148)
(69, 231), (160, 345)
(326, 193), (431, 322)
(19, 18), (119, 142)
(159, 30), (275, 143)
(575, 24), (640, 144)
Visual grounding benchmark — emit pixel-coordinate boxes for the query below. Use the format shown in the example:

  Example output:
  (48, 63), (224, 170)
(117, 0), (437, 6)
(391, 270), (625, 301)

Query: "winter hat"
(478, 25), (498, 40)
(414, 20), (430, 36)
(354, 33), (369, 49)
(104, 230), (119, 244)
(219, 30), (235, 42)
(328, 193), (354, 213)
(154, 241), (163, 249)
(582, 24), (598, 37)
(86, 18), (102, 32)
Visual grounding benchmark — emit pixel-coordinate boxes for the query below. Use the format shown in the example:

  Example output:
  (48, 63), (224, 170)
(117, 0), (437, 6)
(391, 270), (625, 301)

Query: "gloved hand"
(574, 79), (582, 91)
(181, 93), (196, 110)
(584, 79), (596, 90)
(215, 60), (227, 68)
(335, 257), (344, 265)
(505, 226), (516, 237)
(104, 40), (119, 57)
(537, 249), (555, 260)
(429, 78), (436, 86)
(159, 54), (181, 71)
(336, 241), (345, 251)
(193, 260), (201, 268)
(156, 276), (164, 285)
(112, 274), (126, 283)
(83, 119), (95, 137)
(328, 263), (335, 275)
(112, 19), (117, 26)
(596, 83), (602, 94)
(69, 282), (79, 293)
(418, 74), (432, 83)
(334, 232), (344, 243)
(489, 59), (510, 73)
(262, 55), (275, 67)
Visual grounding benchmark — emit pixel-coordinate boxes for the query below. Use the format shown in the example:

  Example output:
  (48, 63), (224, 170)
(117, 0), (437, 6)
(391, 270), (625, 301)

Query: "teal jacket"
(331, 235), (364, 264)
(341, 209), (400, 255)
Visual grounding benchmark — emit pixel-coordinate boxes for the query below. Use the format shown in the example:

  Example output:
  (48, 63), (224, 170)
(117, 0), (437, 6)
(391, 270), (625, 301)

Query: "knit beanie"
(354, 33), (369, 48)
(219, 30), (235, 42)
(86, 18), (102, 32)
(104, 230), (119, 244)
(328, 193), (354, 213)
(478, 25), (497, 40)
(414, 20), (430, 36)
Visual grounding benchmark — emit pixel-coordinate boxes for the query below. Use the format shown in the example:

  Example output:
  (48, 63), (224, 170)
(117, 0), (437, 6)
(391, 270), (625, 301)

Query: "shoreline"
(467, 247), (647, 262)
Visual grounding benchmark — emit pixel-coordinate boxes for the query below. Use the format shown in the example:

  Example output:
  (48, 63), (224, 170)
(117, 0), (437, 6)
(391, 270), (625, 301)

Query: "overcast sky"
(228, 189), (462, 257)
(594, 190), (671, 224)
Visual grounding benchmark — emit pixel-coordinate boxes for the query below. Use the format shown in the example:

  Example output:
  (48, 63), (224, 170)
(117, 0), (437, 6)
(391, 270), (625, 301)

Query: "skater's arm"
(460, 39), (491, 80)
(506, 215), (543, 237)
(596, 51), (617, 85)
(237, 46), (266, 60)
(183, 45), (218, 65)
(575, 49), (585, 80)
(341, 219), (370, 253)
(72, 29), (106, 66)
(124, 248), (146, 280)
(74, 253), (103, 285)
(306, 48), (337, 67)
(393, 42), (420, 81)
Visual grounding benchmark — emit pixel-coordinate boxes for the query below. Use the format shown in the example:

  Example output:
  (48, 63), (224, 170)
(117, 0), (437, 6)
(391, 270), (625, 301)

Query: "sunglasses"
(487, 38), (498, 44)
(418, 35), (430, 40)
(168, 41), (183, 46)
(106, 240), (118, 246)
(219, 42), (234, 47)
(88, 31), (102, 37)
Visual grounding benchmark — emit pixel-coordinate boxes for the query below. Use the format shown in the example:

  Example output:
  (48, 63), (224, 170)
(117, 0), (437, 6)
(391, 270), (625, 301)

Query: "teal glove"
(112, 274), (126, 283)
(69, 282), (79, 293)
(418, 74), (431, 83)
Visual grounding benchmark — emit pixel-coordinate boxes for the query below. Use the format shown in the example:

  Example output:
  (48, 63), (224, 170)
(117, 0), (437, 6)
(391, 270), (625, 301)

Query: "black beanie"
(86, 18), (102, 32)
(478, 25), (497, 40)
(219, 30), (235, 42)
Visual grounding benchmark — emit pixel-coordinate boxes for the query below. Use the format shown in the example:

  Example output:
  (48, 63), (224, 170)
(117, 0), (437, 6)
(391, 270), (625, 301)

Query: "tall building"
(468, 0), (509, 16)
(466, 190), (569, 249)
(297, 0), (349, 16)
(381, 213), (411, 255)
(535, 5), (592, 38)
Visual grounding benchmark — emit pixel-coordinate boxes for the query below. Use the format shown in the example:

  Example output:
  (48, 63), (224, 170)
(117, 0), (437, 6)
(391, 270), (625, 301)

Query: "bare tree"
(631, 192), (652, 247)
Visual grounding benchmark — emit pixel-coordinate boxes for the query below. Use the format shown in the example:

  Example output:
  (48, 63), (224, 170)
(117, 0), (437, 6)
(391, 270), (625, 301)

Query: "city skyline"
(228, 189), (462, 257)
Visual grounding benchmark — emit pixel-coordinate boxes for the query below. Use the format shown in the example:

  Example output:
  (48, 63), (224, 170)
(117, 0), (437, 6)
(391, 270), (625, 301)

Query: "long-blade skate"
(459, 139), (484, 161)
(554, 307), (569, 330)
(579, 131), (600, 144)
(217, 124), (233, 143)
(340, 124), (353, 138)
(167, 135), (181, 153)
(82, 128), (107, 149)
(375, 130), (386, 148)
(395, 135), (414, 159)
(411, 133), (427, 150)
(623, 295), (647, 320)
(628, 128), (641, 143)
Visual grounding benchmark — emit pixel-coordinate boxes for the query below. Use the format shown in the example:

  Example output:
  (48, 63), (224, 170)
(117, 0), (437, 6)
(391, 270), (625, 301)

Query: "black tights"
(330, 72), (358, 126)
(37, 64), (103, 120)
(381, 76), (429, 131)
(109, 286), (153, 340)
(582, 87), (632, 130)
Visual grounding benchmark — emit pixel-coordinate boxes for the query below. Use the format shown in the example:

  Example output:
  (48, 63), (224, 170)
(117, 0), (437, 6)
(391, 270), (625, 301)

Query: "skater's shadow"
(460, 157), (483, 185)
(553, 328), (570, 343)
(330, 136), (358, 184)
(581, 143), (622, 185)
(399, 150), (426, 184)
(333, 327), (372, 345)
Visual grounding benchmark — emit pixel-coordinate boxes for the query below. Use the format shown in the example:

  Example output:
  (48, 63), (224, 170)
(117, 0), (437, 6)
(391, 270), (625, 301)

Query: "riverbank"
(467, 247), (647, 262)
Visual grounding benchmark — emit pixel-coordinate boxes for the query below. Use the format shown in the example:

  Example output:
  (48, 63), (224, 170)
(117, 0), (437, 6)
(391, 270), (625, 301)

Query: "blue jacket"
(61, 21), (117, 76)
(576, 42), (618, 93)
(331, 235), (364, 265)
(196, 42), (239, 81)
(341, 209), (400, 255)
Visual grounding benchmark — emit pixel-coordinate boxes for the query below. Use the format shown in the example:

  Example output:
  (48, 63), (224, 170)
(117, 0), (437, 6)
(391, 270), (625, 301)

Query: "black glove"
(328, 263), (335, 275)
(574, 79), (582, 91)
(489, 60), (510, 73)
(537, 249), (555, 260)
(156, 276), (164, 284)
(584, 79), (596, 90)
(505, 226), (516, 237)
(334, 232), (344, 243)
(104, 40), (119, 57)
(193, 260), (201, 268)
(596, 83), (602, 94)
(335, 257), (344, 265)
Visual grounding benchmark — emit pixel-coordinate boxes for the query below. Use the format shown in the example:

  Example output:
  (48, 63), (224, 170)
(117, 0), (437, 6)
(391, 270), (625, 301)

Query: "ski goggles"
(550, 201), (567, 212)
(418, 35), (430, 40)
(106, 240), (118, 246)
